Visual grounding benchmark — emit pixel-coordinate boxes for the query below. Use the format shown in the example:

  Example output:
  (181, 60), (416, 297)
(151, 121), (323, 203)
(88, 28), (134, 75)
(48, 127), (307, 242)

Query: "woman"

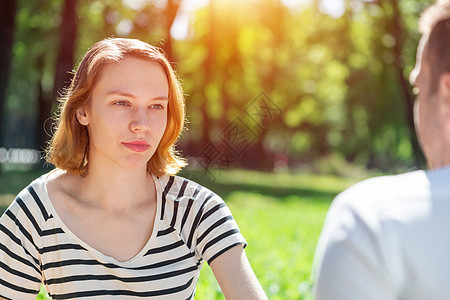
(0, 38), (266, 299)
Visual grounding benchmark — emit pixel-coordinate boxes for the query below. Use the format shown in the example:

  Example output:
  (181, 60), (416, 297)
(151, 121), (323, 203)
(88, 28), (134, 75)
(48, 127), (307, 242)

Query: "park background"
(0, 0), (433, 299)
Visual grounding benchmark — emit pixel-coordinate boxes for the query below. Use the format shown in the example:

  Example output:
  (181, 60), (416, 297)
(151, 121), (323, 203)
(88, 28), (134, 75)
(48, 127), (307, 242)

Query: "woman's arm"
(210, 244), (267, 300)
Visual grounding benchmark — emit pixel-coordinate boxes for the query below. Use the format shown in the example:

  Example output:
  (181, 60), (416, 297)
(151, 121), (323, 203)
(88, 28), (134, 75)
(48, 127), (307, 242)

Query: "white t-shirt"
(0, 171), (246, 299)
(313, 167), (450, 300)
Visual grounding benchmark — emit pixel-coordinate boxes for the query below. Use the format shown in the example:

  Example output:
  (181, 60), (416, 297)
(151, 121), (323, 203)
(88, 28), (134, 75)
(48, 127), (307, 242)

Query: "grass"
(0, 167), (366, 299)
(185, 169), (361, 299)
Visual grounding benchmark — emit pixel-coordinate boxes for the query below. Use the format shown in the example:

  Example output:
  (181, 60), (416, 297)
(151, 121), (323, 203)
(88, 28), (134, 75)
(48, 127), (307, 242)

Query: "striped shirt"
(0, 172), (246, 299)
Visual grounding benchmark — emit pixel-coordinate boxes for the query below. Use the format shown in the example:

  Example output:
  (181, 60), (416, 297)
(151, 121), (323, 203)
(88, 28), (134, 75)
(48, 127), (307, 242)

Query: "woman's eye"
(114, 101), (130, 106)
(150, 104), (165, 109)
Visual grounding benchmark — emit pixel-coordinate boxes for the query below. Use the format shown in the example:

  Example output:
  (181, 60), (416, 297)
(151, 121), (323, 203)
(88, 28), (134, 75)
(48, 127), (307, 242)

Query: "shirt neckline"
(37, 170), (163, 266)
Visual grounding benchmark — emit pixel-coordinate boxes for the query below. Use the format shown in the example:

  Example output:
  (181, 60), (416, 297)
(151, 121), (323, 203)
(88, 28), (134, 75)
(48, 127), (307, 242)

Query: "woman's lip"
(122, 141), (150, 152)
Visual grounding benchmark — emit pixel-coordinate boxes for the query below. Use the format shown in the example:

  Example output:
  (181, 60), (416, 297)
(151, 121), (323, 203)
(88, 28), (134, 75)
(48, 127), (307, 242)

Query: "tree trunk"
(39, 0), (77, 151)
(163, 0), (181, 62)
(388, 0), (425, 168)
(36, 56), (53, 154)
(0, 0), (17, 147)
(53, 0), (77, 100)
(200, 0), (216, 147)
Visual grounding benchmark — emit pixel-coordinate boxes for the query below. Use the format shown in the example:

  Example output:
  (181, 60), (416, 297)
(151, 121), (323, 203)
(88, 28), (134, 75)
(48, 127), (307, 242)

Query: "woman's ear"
(76, 106), (90, 126)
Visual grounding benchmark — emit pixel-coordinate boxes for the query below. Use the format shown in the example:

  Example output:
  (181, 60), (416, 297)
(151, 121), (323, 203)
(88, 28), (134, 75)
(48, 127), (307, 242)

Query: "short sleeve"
(0, 199), (43, 299)
(194, 193), (247, 265)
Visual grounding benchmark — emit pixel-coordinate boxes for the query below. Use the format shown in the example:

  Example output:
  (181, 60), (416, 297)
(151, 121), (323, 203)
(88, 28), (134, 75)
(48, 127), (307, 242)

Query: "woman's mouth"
(122, 141), (150, 152)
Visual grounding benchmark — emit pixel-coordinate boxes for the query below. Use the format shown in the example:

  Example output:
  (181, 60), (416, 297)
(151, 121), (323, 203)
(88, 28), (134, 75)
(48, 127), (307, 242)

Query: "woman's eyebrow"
(152, 96), (169, 101)
(107, 90), (169, 101)
(107, 90), (136, 98)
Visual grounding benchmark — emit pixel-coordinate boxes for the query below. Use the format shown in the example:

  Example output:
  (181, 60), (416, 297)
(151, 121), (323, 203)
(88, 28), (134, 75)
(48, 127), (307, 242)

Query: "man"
(313, 1), (450, 299)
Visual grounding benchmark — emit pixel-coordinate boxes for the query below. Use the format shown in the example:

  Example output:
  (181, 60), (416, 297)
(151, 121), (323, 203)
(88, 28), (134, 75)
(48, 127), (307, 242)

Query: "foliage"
(2, 1), (435, 171)
(2, 0), (61, 148)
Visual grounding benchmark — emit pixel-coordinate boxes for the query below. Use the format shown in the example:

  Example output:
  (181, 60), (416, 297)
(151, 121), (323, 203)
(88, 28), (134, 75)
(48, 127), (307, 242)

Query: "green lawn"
(0, 167), (364, 299)
(188, 169), (360, 299)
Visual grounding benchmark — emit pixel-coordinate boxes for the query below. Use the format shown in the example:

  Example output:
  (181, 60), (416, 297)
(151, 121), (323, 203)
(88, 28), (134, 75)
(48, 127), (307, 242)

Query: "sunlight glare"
(319, 0), (345, 18)
(121, 0), (146, 11)
(171, 0), (209, 40)
(280, 0), (313, 11)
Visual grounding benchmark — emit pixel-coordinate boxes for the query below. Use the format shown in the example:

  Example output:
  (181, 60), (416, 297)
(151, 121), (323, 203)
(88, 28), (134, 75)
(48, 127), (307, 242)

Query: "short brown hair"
(46, 38), (187, 176)
(419, 0), (450, 92)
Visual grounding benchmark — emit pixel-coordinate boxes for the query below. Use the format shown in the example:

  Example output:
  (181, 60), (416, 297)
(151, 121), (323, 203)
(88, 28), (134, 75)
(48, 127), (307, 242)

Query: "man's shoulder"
(332, 170), (430, 221)
(340, 170), (427, 199)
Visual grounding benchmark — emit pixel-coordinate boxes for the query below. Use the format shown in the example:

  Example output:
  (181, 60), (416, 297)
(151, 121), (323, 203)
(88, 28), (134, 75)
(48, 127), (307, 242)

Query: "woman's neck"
(76, 161), (155, 214)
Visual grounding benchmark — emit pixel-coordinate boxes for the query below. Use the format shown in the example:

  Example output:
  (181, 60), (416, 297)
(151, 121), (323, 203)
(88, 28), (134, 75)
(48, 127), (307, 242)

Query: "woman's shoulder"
(16, 168), (76, 212)
(44, 168), (73, 190)
(155, 173), (221, 205)
(13, 169), (54, 203)
(44, 168), (83, 202)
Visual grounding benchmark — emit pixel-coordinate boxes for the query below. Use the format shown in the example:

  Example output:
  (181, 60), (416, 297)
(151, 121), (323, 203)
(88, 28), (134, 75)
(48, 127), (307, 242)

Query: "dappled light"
(1, 0), (431, 172)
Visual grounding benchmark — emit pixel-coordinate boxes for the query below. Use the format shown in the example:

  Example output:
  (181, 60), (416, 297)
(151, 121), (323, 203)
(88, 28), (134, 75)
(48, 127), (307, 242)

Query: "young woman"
(0, 38), (267, 299)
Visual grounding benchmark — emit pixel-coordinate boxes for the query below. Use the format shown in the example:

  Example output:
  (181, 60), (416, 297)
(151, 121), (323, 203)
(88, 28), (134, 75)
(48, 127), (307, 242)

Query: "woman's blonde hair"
(45, 37), (187, 176)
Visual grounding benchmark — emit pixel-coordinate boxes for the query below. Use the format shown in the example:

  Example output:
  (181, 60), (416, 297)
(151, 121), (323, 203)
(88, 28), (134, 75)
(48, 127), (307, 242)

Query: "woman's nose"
(130, 108), (150, 133)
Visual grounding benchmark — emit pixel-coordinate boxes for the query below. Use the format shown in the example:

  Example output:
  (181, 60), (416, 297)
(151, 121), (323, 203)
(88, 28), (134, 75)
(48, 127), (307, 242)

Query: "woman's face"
(76, 56), (169, 171)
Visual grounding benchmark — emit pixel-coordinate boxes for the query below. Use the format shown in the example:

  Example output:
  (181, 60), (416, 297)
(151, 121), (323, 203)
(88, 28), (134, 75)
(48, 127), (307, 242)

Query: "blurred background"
(0, 0), (434, 299)
(0, 0), (432, 174)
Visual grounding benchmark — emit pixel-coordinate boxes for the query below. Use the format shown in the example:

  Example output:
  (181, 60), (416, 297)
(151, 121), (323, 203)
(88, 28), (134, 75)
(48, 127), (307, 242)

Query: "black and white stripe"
(0, 172), (246, 299)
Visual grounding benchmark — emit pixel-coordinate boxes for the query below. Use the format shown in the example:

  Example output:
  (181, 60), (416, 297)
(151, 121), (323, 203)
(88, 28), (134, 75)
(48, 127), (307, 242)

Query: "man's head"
(410, 0), (450, 169)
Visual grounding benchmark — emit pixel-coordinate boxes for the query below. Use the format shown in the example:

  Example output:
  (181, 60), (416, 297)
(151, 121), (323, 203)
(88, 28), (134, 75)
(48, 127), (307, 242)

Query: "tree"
(0, 0), (18, 146)
(163, 0), (182, 62)
(386, 0), (425, 167)
(37, 0), (78, 152)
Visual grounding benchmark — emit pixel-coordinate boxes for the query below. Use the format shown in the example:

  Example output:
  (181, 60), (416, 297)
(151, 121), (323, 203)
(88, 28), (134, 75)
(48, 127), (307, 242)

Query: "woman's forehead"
(93, 57), (169, 94)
